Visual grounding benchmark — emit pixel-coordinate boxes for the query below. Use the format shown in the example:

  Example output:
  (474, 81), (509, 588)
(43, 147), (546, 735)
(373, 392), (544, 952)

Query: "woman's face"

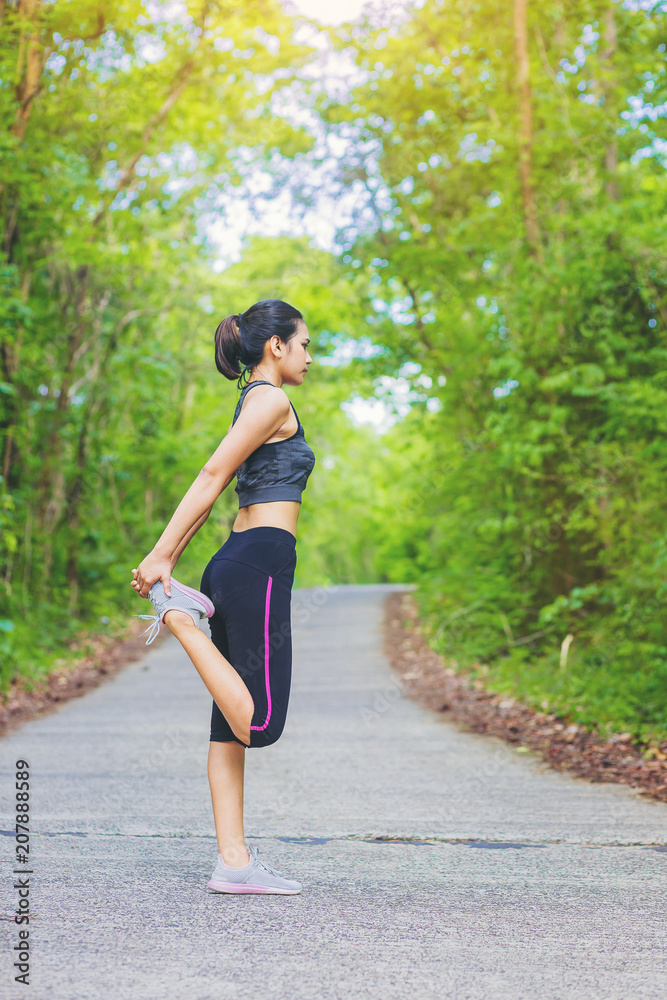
(282, 321), (312, 384)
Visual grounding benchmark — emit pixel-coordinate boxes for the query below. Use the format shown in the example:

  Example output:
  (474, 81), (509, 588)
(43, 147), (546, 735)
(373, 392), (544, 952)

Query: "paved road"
(2, 583), (666, 1000)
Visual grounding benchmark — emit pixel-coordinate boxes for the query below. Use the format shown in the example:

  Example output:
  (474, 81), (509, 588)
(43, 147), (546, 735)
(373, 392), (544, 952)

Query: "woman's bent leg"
(163, 611), (254, 747)
(203, 531), (296, 750)
(207, 741), (250, 867)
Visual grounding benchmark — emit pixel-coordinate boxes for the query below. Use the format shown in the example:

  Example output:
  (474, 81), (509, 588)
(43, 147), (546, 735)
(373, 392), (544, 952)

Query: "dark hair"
(214, 299), (304, 388)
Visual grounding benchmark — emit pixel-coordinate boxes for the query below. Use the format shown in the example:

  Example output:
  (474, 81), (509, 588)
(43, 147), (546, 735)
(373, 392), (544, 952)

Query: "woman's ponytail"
(214, 314), (243, 380)
(213, 300), (304, 389)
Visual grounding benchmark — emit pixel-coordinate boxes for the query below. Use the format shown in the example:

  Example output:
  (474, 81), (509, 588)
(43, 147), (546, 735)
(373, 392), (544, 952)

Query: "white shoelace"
(134, 614), (161, 645)
(251, 849), (283, 877)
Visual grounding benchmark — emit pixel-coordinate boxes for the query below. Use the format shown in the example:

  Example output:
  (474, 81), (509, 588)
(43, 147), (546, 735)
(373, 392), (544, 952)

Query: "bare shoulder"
(238, 382), (290, 420)
(204, 384), (292, 484)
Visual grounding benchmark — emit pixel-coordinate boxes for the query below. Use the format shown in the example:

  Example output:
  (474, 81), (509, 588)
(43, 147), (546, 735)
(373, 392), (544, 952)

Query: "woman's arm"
(152, 385), (290, 561)
(169, 504), (214, 568)
(151, 471), (231, 563)
(131, 386), (291, 598)
(131, 478), (221, 599)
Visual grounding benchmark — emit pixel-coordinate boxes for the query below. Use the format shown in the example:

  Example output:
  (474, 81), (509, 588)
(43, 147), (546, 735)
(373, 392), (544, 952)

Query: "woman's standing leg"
(200, 528), (302, 893)
(164, 611), (252, 867)
(207, 742), (250, 867)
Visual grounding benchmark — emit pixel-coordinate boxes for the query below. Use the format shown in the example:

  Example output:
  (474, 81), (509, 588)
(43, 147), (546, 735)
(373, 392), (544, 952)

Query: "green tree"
(317, 0), (667, 740)
(0, 0), (318, 682)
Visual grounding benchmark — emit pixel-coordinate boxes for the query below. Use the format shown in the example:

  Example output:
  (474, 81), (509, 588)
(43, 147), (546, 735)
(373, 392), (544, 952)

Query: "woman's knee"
(250, 720), (286, 749)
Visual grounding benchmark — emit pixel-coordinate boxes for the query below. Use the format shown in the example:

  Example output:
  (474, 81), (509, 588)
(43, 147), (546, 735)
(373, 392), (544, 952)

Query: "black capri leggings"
(199, 525), (297, 749)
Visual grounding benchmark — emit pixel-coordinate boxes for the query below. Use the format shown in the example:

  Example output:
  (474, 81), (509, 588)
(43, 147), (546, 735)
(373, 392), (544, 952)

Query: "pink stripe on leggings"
(250, 575), (273, 732)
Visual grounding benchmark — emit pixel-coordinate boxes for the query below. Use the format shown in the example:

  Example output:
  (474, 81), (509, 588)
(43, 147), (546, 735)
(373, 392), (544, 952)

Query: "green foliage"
(2, 0), (667, 748)
(314, 0), (667, 741)
(0, 0), (319, 682)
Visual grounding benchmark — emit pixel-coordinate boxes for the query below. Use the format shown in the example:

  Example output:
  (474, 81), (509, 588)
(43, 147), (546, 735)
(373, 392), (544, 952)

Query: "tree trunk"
(513, 0), (542, 258)
(1, 269), (30, 487)
(20, 501), (32, 614)
(600, 3), (619, 202)
(90, 58), (197, 231)
(145, 487), (153, 526)
(39, 275), (90, 539)
(59, 307), (118, 609)
(12, 0), (45, 141)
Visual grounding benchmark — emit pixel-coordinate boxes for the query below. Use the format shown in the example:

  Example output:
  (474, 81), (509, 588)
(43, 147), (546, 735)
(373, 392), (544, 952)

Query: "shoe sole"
(207, 879), (301, 895)
(169, 578), (215, 618)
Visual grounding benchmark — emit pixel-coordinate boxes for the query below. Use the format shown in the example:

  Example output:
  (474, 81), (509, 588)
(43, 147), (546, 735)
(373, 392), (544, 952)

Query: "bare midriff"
(232, 501), (300, 540)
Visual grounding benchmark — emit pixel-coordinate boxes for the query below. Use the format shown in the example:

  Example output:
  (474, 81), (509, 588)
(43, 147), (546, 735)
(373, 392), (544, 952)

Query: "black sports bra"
(232, 380), (316, 507)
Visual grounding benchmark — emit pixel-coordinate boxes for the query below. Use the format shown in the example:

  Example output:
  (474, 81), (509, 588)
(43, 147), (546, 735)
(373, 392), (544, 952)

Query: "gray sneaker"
(207, 846), (302, 895)
(134, 577), (215, 645)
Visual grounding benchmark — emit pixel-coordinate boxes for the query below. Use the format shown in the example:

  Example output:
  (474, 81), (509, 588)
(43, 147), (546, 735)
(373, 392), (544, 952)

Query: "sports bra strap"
(234, 380), (302, 434)
(241, 379), (277, 393)
(233, 380), (282, 427)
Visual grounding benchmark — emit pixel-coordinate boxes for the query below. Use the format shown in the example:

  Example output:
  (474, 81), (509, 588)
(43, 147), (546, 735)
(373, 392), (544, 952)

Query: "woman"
(130, 298), (315, 895)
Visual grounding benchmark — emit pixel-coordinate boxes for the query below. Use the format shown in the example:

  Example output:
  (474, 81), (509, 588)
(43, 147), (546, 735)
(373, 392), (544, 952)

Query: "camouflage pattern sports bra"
(232, 380), (316, 508)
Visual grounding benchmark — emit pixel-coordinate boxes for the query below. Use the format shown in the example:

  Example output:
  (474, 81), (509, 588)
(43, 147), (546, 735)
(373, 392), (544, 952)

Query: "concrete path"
(1, 583), (666, 1000)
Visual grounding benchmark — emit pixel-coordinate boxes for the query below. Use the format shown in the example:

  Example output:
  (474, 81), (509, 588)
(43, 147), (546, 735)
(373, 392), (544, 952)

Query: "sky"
(282, 0), (369, 24)
(54, 0), (425, 435)
(212, 0), (426, 433)
(205, 1), (388, 272)
(209, 0), (429, 433)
